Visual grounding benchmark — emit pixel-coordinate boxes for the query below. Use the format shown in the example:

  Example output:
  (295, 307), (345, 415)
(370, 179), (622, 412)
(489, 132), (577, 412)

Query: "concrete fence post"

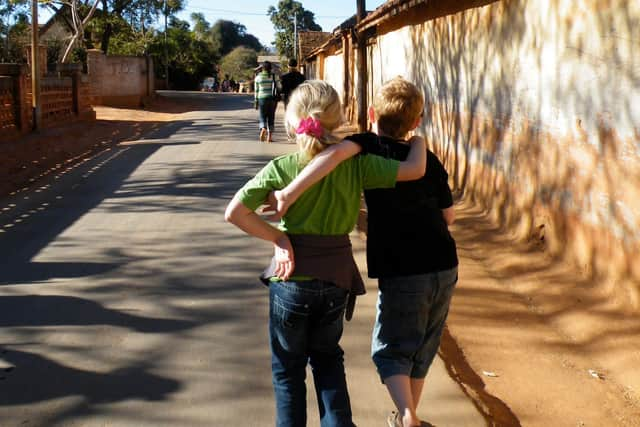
(16, 65), (30, 132)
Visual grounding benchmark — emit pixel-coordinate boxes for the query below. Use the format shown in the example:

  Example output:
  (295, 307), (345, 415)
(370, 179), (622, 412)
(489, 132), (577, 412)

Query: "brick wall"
(0, 76), (18, 138)
(40, 76), (74, 125)
(0, 64), (30, 141)
(0, 62), (96, 142)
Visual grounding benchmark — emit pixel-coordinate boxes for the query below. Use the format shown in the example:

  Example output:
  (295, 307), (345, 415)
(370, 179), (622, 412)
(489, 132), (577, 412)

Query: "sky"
(36, 1), (388, 49)
(175, 0), (388, 48)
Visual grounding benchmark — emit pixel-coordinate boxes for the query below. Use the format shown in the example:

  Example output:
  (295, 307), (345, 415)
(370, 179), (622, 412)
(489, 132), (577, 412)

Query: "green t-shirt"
(238, 151), (400, 234)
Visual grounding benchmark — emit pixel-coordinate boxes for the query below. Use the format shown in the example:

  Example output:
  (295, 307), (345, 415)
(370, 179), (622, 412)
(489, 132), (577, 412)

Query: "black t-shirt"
(280, 71), (305, 103)
(347, 132), (458, 278)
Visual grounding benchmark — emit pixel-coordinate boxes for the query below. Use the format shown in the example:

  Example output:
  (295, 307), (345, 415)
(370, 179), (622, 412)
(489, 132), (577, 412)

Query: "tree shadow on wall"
(409, 1), (640, 285)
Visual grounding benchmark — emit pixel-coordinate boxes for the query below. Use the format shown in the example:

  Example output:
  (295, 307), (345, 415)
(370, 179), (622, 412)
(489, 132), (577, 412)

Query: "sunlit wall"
(367, 0), (640, 303)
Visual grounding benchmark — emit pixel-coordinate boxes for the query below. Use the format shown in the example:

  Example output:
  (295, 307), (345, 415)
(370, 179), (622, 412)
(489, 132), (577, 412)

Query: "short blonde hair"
(285, 80), (343, 162)
(371, 77), (424, 139)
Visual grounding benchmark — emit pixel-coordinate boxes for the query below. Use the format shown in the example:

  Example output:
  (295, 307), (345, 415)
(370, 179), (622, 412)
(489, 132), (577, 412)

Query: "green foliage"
(210, 20), (263, 57)
(220, 46), (258, 82)
(190, 12), (210, 40)
(45, 38), (64, 65)
(0, 0), (263, 91)
(71, 46), (87, 61)
(268, 0), (321, 58)
(146, 16), (216, 90)
(0, 12), (29, 63)
(102, 15), (156, 56)
(0, 0), (29, 62)
(90, 0), (185, 54)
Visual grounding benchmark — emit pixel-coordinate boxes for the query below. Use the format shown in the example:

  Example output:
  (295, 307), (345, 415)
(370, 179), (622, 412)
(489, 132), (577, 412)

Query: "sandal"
(387, 411), (402, 427)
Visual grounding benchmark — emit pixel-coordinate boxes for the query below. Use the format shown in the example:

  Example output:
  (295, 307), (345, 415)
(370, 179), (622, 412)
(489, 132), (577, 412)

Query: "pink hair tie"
(295, 117), (324, 139)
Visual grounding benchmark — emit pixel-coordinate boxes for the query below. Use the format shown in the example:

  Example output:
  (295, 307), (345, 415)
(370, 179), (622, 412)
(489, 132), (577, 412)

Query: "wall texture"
(0, 63), (94, 142)
(324, 53), (345, 103)
(87, 50), (154, 107)
(360, 0), (640, 305)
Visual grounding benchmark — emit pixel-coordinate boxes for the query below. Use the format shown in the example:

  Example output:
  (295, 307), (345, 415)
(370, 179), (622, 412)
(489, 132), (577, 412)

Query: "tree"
(190, 12), (209, 41)
(267, 0), (321, 58)
(44, 0), (101, 62)
(210, 19), (263, 58)
(0, 0), (29, 62)
(220, 46), (257, 82)
(145, 16), (213, 90)
(94, 0), (184, 54)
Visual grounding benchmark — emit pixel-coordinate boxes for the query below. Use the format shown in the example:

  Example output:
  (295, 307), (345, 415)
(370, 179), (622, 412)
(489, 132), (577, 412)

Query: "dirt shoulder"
(2, 95), (639, 427)
(442, 200), (640, 427)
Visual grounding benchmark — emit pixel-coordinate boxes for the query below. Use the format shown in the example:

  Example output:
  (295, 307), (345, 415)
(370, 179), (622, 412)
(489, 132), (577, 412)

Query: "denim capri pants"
(371, 267), (458, 381)
(258, 98), (276, 131)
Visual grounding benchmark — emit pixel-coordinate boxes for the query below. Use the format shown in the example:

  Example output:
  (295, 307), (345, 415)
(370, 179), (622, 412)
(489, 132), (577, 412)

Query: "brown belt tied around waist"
(260, 233), (365, 320)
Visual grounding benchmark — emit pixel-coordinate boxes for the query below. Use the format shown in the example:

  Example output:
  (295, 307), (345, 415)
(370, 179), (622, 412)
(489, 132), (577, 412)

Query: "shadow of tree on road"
(0, 93), (291, 425)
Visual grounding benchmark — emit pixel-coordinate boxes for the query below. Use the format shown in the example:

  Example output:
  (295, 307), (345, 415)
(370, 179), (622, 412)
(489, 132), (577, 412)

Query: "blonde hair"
(371, 76), (424, 139)
(285, 80), (343, 162)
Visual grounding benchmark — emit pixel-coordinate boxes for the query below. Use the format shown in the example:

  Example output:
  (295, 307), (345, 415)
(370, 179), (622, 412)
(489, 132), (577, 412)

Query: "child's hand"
(261, 191), (278, 219)
(265, 190), (292, 221)
(273, 234), (295, 280)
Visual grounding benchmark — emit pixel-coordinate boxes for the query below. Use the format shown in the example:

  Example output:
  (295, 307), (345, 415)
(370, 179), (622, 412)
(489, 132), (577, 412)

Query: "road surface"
(0, 92), (484, 426)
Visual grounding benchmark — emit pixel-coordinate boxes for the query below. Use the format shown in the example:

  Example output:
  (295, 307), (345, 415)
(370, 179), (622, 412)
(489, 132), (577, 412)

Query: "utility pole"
(293, 12), (298, 60)
(163, 0), (169, 89)
(30, 0), (41, 130)
(356, 0), (367, 131)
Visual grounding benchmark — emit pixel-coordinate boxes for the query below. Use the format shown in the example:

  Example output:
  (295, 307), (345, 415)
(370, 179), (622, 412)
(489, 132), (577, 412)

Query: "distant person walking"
(280, 59), (306, 108)
(254, 61), (279, 143)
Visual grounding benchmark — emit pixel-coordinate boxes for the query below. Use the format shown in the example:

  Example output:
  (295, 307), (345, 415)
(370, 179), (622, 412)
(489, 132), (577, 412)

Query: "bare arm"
(286, 136), (426, 198)
(442, 206), (455, 225)
(225, 194), (295, 279)
(276, 140), (363, 208)
(268, 136), (427, 220)
(396, 135), (426, 181)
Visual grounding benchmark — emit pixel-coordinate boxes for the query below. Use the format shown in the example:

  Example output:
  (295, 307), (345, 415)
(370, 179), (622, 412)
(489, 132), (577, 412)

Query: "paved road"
(0, 92), (484, 426)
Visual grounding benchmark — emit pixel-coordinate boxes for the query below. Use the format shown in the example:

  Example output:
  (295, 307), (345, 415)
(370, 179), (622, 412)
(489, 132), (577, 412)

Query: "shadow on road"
(145, 91), (255, 113)
(0, 346), (179, 406)
(0, 295), (195, 332)
(0, 93), (287, 422)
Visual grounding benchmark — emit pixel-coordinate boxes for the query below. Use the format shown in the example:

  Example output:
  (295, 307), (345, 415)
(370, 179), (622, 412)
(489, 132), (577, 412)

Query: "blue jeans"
(371, 267), (458, 381)
(269, 280), (355, 427)
(259, 98), (277, 131)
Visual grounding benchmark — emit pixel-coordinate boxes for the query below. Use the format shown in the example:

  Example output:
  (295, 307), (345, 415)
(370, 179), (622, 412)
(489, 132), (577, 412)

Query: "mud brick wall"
(87, 50), (154, 107)
(313, 0), (639, 303)
(357, 0), (639, 304)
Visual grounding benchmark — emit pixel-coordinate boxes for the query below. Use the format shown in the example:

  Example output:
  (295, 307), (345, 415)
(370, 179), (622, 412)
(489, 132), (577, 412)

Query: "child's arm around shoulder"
(396, 135), (426, 181)
(269, 136), (427, 220)
(269, 140), (363, 219)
